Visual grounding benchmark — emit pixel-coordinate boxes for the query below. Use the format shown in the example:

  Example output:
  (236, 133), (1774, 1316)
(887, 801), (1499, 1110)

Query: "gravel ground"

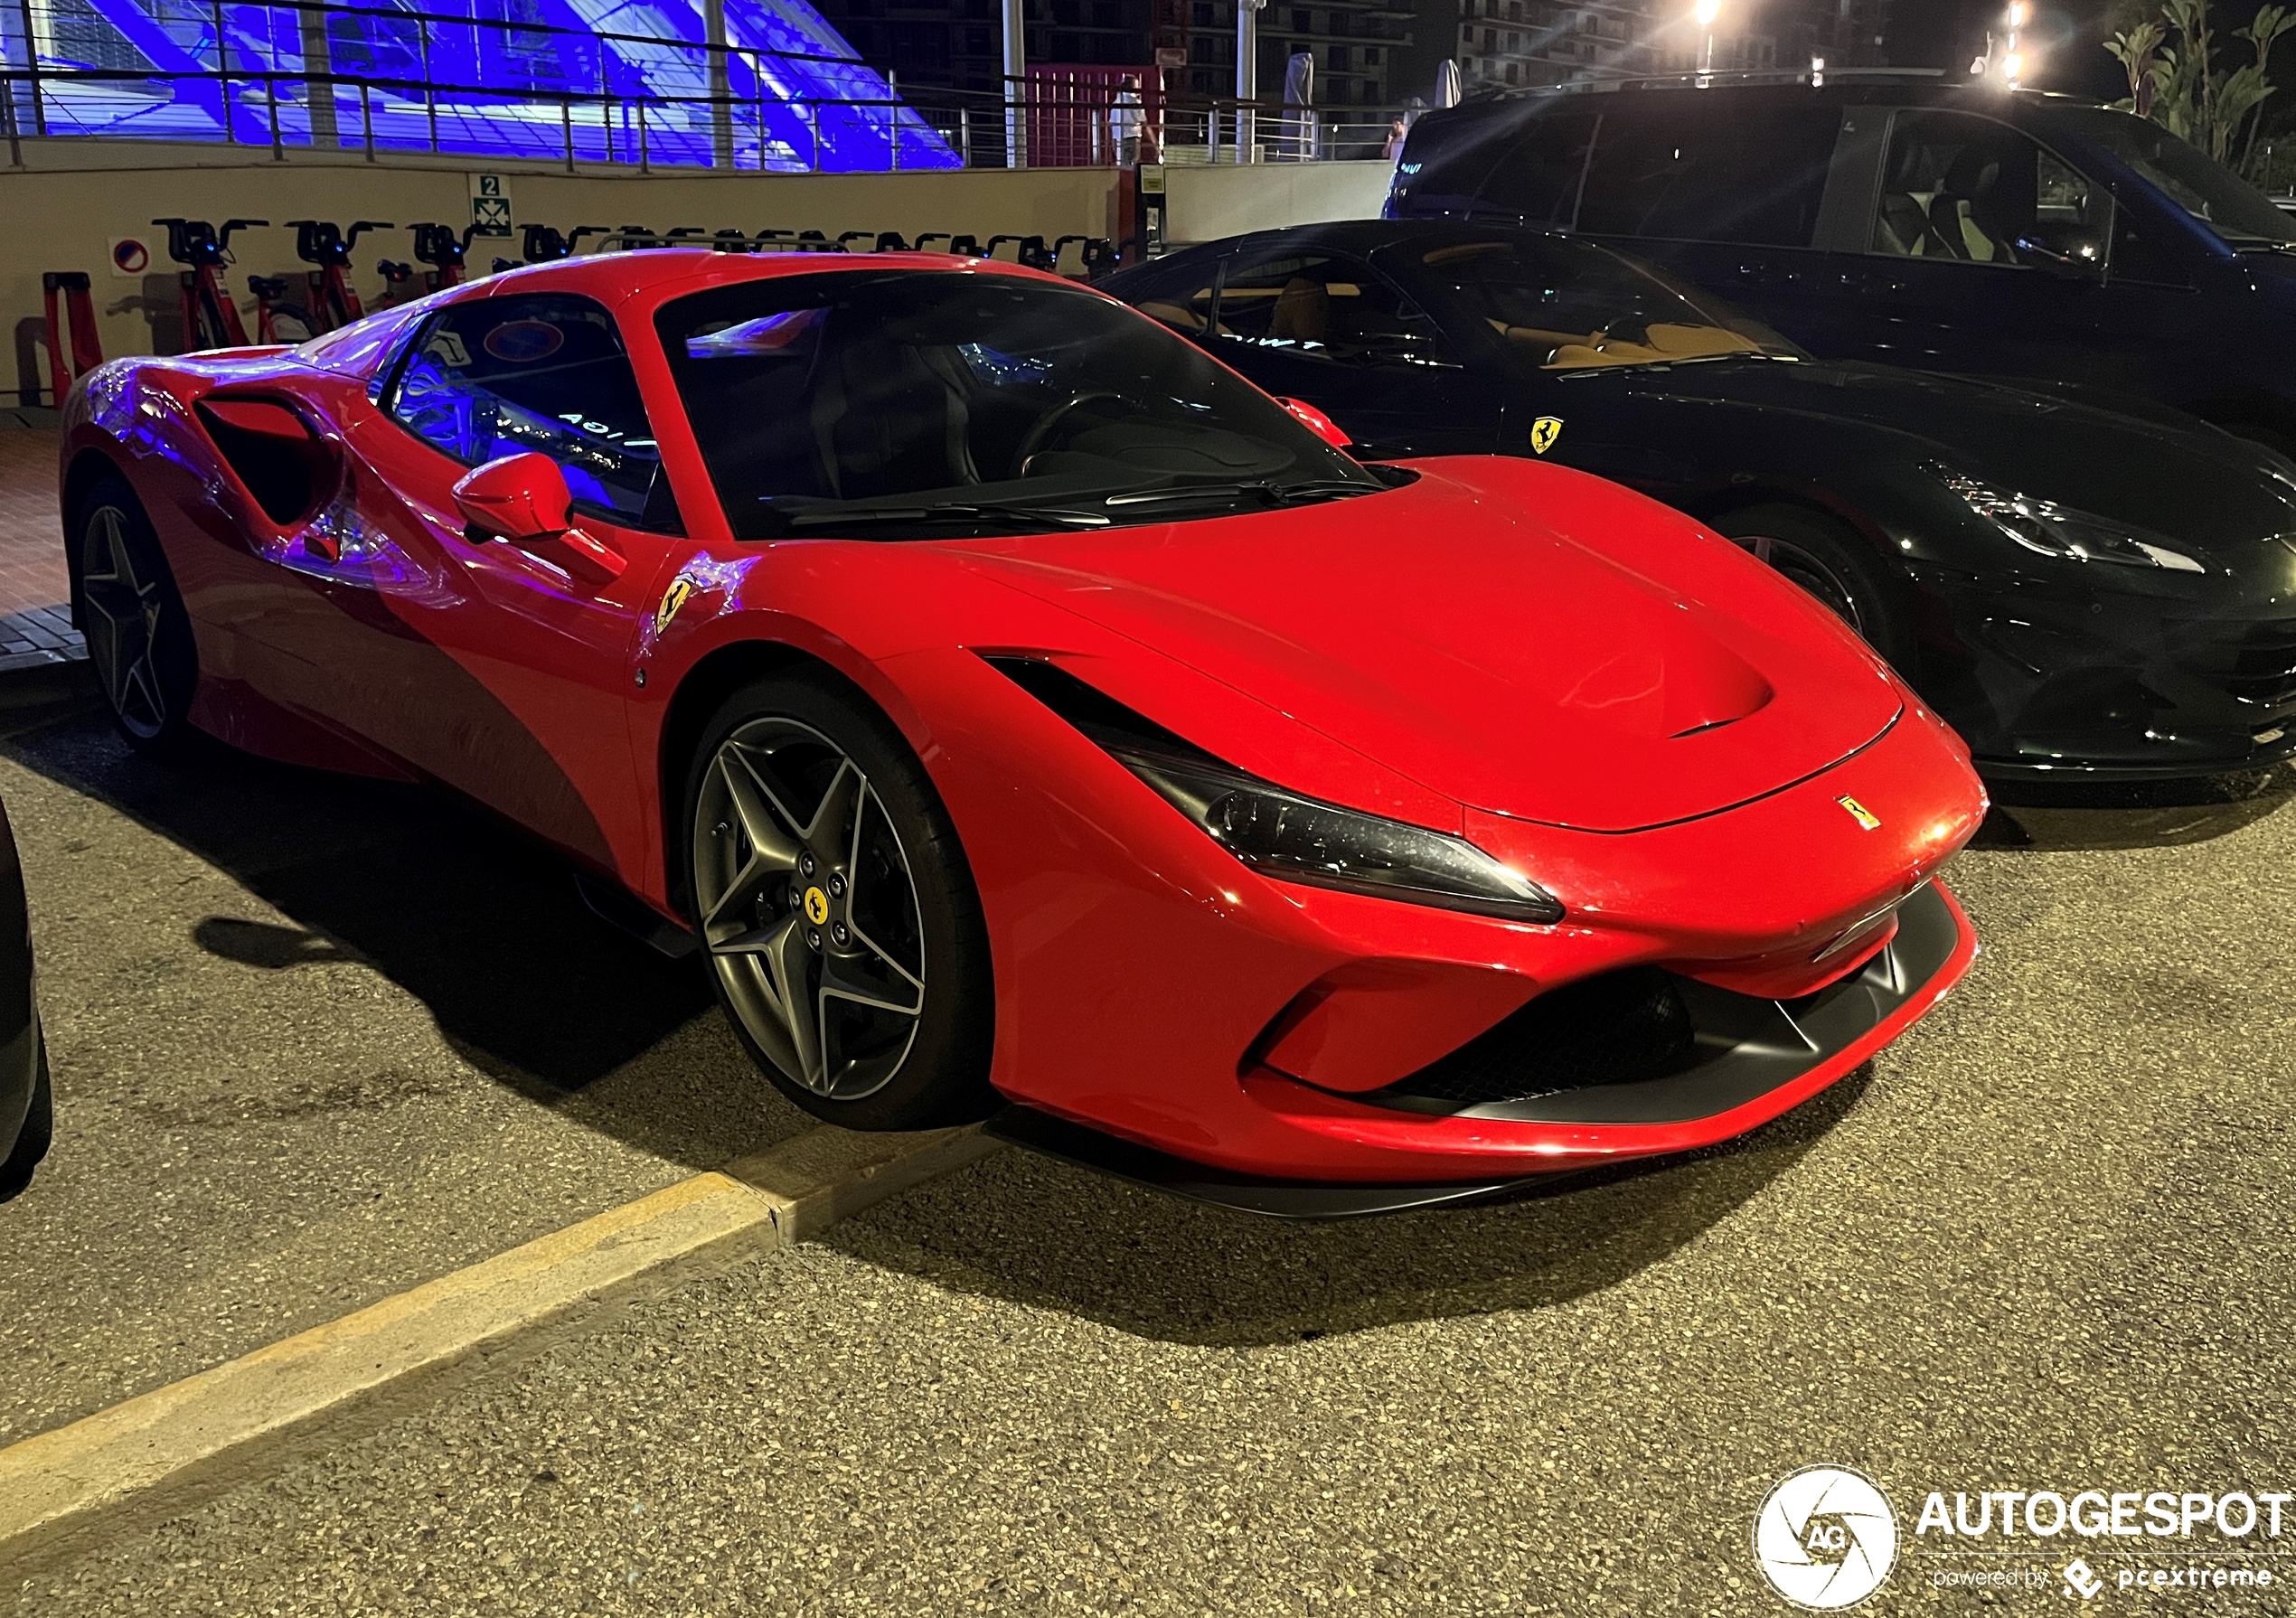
(0, 693), (809, 1445)
(8, 741), (2296, 1614)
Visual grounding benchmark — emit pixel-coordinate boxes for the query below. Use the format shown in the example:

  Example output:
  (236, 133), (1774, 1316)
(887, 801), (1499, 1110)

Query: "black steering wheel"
(1012, 390), (1126, 474)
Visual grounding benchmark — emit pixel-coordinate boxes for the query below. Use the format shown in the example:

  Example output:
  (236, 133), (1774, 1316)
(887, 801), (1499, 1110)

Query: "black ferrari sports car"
(1108, 220), (2296, 784)
(0, 795), (45, 1201)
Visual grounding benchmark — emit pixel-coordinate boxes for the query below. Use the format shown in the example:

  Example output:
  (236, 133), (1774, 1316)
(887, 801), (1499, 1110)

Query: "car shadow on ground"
(829, 1070), (1872, 1348)
(1971, 766), (2296, 851)
(0, 692), (799, 1171)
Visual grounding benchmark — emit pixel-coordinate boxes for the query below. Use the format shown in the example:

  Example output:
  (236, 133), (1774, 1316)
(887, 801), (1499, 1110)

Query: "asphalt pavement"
(0, 682), (812, 1449)
(6, 682), (2296, 1614)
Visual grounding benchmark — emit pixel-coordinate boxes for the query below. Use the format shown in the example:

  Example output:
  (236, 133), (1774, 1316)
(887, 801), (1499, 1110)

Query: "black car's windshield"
(657, 271), (1382, 539)
(2055, 106), (2296, 249)
(1393, 233), (1805, 373)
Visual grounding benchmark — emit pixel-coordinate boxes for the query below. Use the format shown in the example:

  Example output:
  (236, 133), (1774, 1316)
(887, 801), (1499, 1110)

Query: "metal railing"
(0, 0), (1415, 172)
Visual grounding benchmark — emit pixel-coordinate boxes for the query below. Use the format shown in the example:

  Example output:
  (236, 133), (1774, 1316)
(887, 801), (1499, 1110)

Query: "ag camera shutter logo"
(1753, 1465), (1899, 1610)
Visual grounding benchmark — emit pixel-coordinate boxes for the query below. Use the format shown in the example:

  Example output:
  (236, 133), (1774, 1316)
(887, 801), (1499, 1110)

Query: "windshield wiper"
(777, 502), (1113, 531)
(1101, 478), (1377, 510)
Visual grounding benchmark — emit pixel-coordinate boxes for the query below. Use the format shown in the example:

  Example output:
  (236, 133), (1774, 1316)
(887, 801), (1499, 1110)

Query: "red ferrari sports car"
(58, 251), (1986, 1213)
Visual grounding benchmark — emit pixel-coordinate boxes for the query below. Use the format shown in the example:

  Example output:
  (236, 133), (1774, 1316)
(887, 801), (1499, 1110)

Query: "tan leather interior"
(1138, 299), (1203, 333)
(1485, 316), (1764, 370)
(1268, 277), (1329, 342)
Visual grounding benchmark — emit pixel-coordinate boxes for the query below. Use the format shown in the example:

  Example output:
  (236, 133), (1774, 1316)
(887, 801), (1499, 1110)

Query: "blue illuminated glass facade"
(0, 0), (961, 170)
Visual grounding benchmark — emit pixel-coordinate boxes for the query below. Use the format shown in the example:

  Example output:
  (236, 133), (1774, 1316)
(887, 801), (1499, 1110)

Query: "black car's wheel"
(1710, 503), (1915, 666)
(0, 1030), (52, 1202)
(73, 478), (202, 757)
(683, 673), (994, 1130)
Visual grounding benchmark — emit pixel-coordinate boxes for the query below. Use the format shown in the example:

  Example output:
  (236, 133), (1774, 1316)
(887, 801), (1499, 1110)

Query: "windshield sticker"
(483, 320), (566, 363)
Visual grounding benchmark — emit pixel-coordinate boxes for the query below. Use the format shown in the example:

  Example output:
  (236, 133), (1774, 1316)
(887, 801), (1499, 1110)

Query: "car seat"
(808, 338), (978, 499)
(1926, 147), (2007, 262)
(1268, 277), (1329, 343)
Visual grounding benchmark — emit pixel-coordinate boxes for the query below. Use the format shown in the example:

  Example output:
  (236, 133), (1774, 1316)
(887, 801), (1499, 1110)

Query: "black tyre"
(1709, 503), (1915, 668)
(682, 672), (994, 1130)
(73, 477), (202, 757)
(0, 1030), (51, 1202)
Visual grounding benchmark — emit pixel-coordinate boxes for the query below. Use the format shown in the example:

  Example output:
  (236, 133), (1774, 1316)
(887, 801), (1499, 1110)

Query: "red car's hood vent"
(955, 463), (1904, 833)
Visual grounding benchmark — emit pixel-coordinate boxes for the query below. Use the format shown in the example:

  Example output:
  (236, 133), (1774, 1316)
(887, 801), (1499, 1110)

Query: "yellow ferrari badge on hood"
(1837, 795), (1882, 832)
(1529, 417), (1564, 455)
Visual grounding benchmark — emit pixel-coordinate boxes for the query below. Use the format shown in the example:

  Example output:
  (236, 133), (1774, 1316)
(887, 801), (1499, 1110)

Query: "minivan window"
(1575, 100), (1841, 248)
(1870, 110), (2107, 268)
(2051, 105), (2296, 249)
(1473, 112), (1600, 227)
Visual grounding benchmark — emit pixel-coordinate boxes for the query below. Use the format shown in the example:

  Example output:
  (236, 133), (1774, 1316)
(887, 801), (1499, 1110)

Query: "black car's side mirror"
(2013, 236), (2105, 284)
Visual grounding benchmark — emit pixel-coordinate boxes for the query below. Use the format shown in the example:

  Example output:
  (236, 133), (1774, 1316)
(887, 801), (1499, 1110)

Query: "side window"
(2111, 208), (2193, 287)
(1576, 103), (1842, 247)
(1869, 110), (2109, 269)
(387, 292), (674, 529)
(1473, 112), (1599, 227)
(1131, 260), (1224, 336)
(1212, 253), (1455, 369)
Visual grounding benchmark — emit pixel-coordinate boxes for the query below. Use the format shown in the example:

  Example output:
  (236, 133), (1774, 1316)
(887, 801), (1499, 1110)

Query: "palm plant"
(2106, 0), (2296, 177)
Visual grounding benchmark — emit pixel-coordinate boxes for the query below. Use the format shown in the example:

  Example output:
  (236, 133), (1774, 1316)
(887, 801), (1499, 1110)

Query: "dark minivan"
(1387, 75), (2296, 455)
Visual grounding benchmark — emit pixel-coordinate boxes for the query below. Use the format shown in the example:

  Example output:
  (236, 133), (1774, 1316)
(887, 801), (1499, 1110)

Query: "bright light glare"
(2006, 1), (2029, 24)
(2002, 51), (2024, 80)
(1693, 0), (1720, 24)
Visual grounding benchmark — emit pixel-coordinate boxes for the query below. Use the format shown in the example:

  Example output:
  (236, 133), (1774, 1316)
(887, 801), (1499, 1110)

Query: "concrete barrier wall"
(1, 141), (1120, 398)
(1161, 160), (1395, 247)
(3, 140), (1398, 400)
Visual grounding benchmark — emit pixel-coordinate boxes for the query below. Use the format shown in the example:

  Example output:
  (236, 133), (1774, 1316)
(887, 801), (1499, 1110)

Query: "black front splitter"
(984, 1105), (1578, 1220)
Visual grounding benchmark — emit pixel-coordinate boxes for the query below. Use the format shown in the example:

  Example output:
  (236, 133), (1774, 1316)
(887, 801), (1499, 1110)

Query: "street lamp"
(1694, 0), (1721, 80)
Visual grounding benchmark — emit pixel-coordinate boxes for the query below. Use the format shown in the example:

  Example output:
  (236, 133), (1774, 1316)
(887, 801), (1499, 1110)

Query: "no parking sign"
(107, 236), (151, 278)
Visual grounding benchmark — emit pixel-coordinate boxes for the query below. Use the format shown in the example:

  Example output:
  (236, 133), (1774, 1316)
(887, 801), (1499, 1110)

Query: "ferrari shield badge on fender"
(1529, 417), (1564, 455)
(1837, 795), (1882, 831)
(654, 576), (694, 635)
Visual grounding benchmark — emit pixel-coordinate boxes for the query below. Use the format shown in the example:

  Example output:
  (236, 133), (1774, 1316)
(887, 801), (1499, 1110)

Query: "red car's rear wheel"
(74, 478), (202, 757)
(684, 673), (994, 1130)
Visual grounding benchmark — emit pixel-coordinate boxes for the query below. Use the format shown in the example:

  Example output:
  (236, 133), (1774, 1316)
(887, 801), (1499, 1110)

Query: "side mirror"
(2012, 236), (2104, 284)
(453, 452), (571, 543)
(1278, 396), (1353, 452)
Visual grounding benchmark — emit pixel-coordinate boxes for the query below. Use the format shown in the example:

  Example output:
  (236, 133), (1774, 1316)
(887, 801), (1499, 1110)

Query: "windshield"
(2055, 106), (2296, 249)
(657, 271), (1381, 539)
(1391, 233), (1806, 372)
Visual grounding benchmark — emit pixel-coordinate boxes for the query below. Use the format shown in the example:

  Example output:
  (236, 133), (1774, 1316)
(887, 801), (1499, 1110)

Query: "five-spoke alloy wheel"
(686, 675), (993, 1128)
(75, 478), (200, 755)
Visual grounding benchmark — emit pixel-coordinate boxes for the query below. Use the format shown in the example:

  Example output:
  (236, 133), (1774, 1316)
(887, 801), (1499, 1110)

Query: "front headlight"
(1923, 462), (2206, 573)
(1108, 743), (1564, 924)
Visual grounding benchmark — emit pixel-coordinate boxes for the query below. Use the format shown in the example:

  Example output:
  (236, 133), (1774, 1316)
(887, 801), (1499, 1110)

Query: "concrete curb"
(0, 1122), (999, 1570)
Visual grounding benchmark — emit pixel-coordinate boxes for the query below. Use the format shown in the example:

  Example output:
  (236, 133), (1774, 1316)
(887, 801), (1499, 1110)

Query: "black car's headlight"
(1923, 462), (2206, 574)
(1109, 743), (1564, 924)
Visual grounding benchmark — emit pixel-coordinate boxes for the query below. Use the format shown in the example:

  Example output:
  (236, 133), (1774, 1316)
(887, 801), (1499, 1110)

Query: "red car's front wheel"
(684, 673), (995, 1131)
